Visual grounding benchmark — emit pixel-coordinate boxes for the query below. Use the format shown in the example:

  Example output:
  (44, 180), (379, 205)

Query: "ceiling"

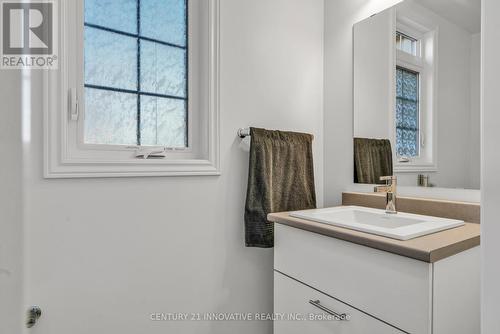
(416, 0), (481, 34)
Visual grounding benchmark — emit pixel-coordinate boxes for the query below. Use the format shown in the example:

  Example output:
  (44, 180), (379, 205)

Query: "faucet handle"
(380, 176), (397, 188)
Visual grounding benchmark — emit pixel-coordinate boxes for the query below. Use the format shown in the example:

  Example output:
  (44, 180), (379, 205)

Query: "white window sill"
(394, 163), (437, 173)
(44, 160), (221, 178)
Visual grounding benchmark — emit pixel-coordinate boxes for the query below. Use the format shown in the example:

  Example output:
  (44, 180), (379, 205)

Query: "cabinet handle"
(309, 300), (350, 321)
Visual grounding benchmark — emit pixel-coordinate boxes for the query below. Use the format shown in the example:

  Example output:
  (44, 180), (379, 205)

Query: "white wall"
(2, 1), (324, 334)
(324, 0), (403, 206)
(0, 70), (24, 334)
(353, 8), (395, 139)
(481, 0), (500, 332)
(430, 3), (478, 189)
(394, 1), (480, 189)
(470, 33), (481, 190)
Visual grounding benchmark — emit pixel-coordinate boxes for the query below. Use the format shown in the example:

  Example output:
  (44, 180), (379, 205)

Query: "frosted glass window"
(396, 32), (418, 56)
(396, 67), (419, 157)
(85, 0), (137, 34)
(141, 41), (187, 97)
(84, 88), (138, 145)
(85, 27), (137, 90)
(140, 96), (187, 147)
(84, 0), (188, 147)
(141, 0), (187, 47)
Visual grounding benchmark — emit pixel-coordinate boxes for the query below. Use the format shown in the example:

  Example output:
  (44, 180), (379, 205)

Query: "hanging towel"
(354, 137), (393, 184)
(244, 127), (316, 248)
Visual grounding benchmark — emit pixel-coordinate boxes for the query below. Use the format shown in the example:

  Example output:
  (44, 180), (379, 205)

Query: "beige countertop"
(267, 210), (480, 263)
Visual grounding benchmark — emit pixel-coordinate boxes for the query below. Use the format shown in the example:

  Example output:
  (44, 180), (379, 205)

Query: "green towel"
(354, 137), (393, 184)
(245, 127), (316, 248)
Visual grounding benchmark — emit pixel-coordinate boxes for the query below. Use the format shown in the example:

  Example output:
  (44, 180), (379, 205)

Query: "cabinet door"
(274, 271), (406, 334)
(274, 223), (431, 333)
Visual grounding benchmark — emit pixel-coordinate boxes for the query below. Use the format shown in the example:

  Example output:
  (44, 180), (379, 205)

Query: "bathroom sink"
(289, 206), (465, 240)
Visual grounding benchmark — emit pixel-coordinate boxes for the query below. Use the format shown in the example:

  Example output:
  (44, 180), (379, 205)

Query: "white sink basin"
(289, 206), (465, 240)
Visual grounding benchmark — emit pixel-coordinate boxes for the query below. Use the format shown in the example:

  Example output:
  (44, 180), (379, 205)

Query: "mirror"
(353, 0), (481, 190)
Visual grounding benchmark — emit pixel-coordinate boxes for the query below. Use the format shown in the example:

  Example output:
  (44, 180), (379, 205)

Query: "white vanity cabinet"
(273, 223), (480, 334)
(274, 271), (405, 334)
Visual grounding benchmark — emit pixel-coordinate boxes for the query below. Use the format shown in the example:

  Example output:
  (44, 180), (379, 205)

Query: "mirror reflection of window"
(353, 0), (481, 189)
(396, 32), (418, 56)
(394, 26), (429, 166)
(395, 30), (421, 161)
(396, 66), (420, 158)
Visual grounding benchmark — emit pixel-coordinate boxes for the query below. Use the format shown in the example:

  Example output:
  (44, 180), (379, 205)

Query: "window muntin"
(395, 66), (420, 158)
(396, 31), (418, 57)
(83, 0), (188, 148)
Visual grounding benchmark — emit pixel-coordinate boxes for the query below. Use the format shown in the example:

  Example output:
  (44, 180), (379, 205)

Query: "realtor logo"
(1, 0), (58, 69)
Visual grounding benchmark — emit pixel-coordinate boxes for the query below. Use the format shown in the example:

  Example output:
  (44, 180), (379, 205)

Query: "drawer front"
(274, 271), (405, 334)
(274, 224), (432, 334)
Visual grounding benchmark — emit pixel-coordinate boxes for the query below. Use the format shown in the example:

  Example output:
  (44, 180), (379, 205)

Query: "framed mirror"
(353, 0), (481, 191)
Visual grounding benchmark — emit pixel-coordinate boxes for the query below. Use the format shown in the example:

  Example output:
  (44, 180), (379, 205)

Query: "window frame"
(44, 0), (220, 178)
(392, 20), (438, 173)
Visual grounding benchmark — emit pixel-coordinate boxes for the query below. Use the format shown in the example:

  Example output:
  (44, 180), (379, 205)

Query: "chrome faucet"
(374, 176), (397, 214)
